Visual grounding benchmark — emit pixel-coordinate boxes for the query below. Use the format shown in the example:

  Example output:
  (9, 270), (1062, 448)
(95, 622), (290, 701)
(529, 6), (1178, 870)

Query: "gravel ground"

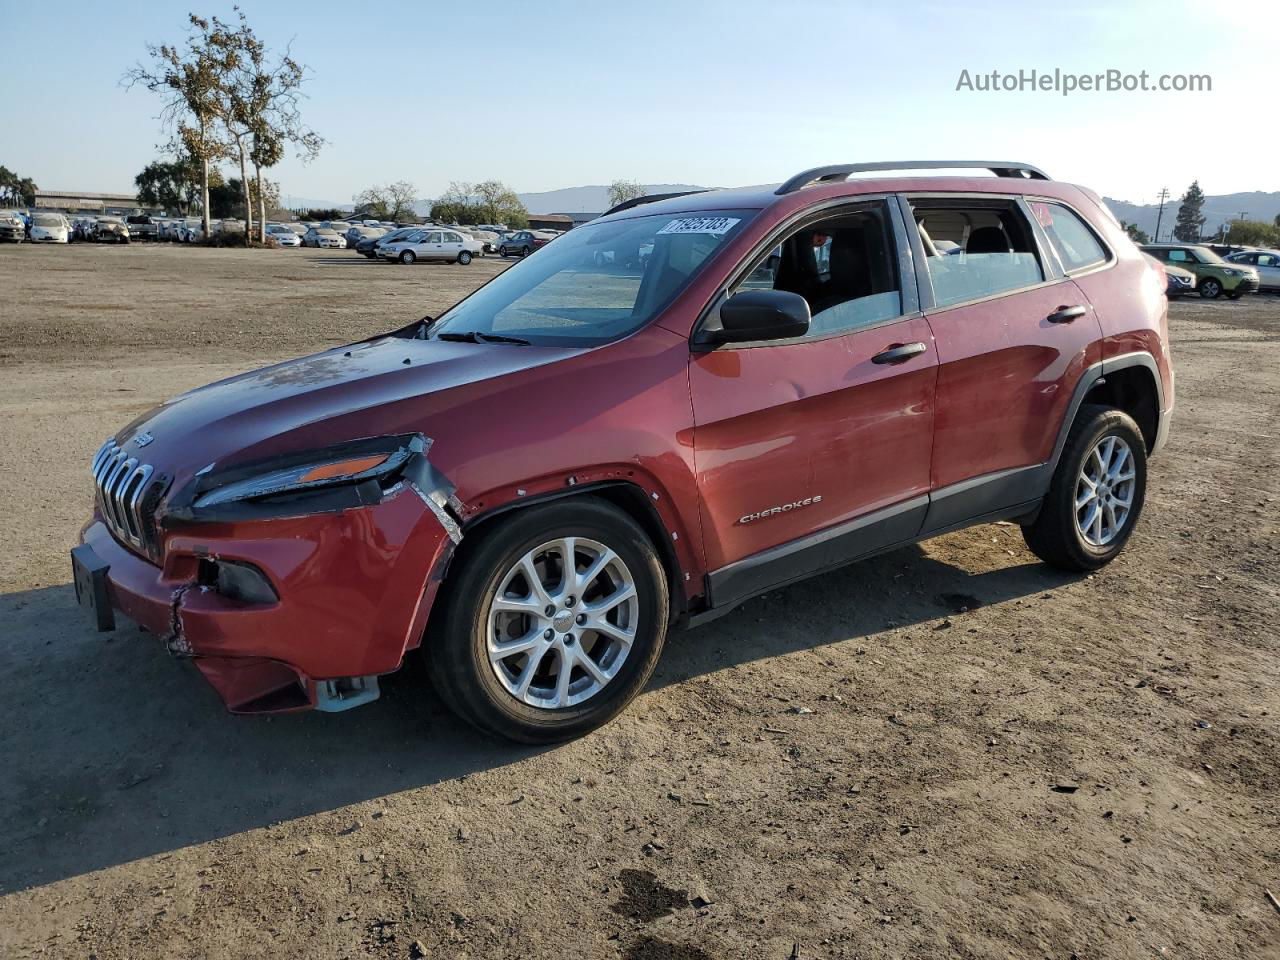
(0, 244), (1277, 959)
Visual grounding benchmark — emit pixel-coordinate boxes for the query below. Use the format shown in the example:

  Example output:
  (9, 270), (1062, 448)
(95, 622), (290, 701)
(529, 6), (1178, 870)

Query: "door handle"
(871, 342), (927, 364)
(1047, 304), (1087, 324)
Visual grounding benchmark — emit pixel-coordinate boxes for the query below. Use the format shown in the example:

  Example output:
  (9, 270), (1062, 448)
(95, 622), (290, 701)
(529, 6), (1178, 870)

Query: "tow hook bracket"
(315, 674), (381, 712)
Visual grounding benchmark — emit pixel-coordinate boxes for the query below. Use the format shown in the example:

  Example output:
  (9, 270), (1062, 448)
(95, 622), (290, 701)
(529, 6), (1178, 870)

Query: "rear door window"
(1029, 201), (1108, 272)
(910, 199), (1045, 308)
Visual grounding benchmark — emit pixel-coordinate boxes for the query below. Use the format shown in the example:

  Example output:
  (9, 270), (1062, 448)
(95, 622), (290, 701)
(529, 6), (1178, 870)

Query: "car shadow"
(0, 542), (1075, 893)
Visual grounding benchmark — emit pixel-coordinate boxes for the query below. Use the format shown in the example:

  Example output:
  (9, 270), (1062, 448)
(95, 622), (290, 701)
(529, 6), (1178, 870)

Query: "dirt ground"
(0, 243), (1276, 960)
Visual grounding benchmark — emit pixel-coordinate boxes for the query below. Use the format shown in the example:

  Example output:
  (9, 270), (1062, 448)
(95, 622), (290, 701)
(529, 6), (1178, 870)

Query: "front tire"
(426, 498), (669, 743)
(1199, 277), (1223, 299)
(1022, 404), (1147, 572)
(399, 250), (415, 265)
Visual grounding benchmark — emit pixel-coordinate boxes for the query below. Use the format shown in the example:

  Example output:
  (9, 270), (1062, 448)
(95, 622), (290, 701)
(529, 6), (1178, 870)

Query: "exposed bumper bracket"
(314, 674), (381, 712)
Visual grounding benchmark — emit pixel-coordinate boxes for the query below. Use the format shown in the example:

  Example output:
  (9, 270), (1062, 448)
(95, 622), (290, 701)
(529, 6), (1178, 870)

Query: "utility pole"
(1153, 187), (1169, 242)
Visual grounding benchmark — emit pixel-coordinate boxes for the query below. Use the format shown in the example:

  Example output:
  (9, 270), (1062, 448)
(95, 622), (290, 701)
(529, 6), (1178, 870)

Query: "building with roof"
(31, 190), (164, 216)
(527, 213), (575, 232)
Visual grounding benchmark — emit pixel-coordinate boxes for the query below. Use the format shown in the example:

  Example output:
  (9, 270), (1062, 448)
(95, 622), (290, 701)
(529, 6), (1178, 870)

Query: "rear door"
(905, 194), (1104, 531)
(690, 198), (936, 606)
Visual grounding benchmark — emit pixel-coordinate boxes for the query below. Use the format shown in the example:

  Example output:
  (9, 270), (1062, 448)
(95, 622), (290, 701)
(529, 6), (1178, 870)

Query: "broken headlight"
(167, 434), (430, 523)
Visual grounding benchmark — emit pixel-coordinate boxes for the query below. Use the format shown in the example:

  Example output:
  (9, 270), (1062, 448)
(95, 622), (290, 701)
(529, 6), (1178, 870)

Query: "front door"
(690, 199), (936, 607)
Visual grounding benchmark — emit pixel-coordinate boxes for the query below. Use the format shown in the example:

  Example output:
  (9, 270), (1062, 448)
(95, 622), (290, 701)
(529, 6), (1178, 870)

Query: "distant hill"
(1104, 191), (1280, 241)
(517, 183), (708, 214)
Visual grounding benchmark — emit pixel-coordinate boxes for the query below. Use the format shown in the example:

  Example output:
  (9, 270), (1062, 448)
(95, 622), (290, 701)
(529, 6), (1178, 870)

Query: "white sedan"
(266, 224), (302, 247)
(303, 227), (346, 249)
(381, 228), (483, 264)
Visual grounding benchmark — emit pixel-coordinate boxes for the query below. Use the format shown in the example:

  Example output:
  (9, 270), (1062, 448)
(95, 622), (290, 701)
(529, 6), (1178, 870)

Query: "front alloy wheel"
(426, 498), (669, 743)
(487, 538), (638, 709)
(1199, 277), (1222, 299)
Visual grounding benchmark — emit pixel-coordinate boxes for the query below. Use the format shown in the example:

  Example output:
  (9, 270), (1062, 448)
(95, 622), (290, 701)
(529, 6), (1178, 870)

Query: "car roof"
(595, 171), (1097, 227)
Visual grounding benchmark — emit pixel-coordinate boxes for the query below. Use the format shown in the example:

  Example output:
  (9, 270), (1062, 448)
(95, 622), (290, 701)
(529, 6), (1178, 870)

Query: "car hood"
(114, 335), (584, 490)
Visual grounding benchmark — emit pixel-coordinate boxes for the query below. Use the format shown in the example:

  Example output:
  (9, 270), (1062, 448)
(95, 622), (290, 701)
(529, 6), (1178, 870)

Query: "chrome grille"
(91, 438), (165, 556)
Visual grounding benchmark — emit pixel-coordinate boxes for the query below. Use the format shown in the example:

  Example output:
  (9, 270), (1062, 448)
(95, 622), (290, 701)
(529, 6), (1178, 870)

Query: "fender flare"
(1048, 352), (1165, 475)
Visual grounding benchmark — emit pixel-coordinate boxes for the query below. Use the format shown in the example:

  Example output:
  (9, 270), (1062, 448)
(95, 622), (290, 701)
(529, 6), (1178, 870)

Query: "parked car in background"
(303, 227), (346, 249)
(126, 215), (159, 241)
(1225, 249), (1280, 292)
(1150, 256), (1196, 298)
(266, 224), (302, 247)
(380, 227), (482, 264)
(466, 229), (499, 254)
(345, 225), (386, 249)
(498, 230), (553, 257)
(0, 210), (26, 242)
(355, 226), (418, 259)
(73, 160), (1174, 743)
(1139, 243), (1259, 299)
(28, 212), (70, 243)
(94, 217), (131, 243)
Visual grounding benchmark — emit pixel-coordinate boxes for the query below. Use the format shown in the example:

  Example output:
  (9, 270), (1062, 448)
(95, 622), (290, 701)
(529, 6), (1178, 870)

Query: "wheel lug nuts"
(544, 604), (555, 617)
(565, 595), (576, 607)
(564, 634), (575, 645)
(576, 613), (586, 625)
(543, 629), (554, 640)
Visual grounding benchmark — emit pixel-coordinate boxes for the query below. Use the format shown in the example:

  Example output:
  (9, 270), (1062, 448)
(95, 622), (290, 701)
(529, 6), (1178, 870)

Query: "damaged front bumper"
(74, 439), (462, 715)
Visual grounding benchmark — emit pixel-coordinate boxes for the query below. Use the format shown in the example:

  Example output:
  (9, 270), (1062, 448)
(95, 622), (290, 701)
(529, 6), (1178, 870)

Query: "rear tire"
(457, 251), (472, 265)
(1022, 404), (1147, 572)
(426, 498), (669, 744)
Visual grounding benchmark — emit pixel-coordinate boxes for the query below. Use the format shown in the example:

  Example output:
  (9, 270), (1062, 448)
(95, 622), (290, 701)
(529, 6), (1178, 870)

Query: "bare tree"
(607, 179), (646, 209)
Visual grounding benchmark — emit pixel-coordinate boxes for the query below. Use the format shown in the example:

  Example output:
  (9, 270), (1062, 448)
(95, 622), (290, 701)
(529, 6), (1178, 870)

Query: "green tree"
(473, 179), (528, 227)
(0, 166), (38, 206)
(1172, 181), (1206, 242)
(1121, 221), (1150, 244)
(607, 179), (646, 209)
(135, 158), (196, 214)
(1222, 219), (1280, 248)
(215, 10), (321, 242)
(124, 15), (227, 240)
(296, 207), (346, 221)
(353, 181), (418, 221)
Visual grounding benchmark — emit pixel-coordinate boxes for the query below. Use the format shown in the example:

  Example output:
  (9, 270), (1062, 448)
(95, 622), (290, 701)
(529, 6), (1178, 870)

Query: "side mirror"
(695, 290), (810, 347)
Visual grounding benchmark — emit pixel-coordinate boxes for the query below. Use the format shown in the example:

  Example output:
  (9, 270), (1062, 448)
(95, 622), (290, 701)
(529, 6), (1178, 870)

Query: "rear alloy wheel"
(1022, 404), (1147, 571)
(457, 250), (472, 265)
(399, 250), (415, 265)
(427, 498), (669, 743)
(1199, 277), (1223, 299)
(521, 246), (532, 257)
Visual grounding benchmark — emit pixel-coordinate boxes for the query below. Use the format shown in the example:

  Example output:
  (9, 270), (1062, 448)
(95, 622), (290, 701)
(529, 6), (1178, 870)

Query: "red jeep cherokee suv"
(74, 161), (1173, 742)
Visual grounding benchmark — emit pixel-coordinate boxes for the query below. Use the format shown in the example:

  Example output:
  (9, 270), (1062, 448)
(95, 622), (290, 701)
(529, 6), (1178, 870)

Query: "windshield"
(34, 214), (63, 227)
(432, 209), (753, 346)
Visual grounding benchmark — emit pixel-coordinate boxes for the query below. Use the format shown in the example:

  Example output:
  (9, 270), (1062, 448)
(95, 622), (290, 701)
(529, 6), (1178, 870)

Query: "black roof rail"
(603, 190), (709, 217)
(775, 161), (1050, 195)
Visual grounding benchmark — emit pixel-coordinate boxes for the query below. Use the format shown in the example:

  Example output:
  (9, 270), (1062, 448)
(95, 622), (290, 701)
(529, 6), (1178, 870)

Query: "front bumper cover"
(76, 447), (462, 714)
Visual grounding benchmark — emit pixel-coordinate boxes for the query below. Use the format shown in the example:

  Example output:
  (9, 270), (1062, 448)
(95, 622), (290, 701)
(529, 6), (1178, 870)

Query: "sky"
(2, 0), (1275, 209)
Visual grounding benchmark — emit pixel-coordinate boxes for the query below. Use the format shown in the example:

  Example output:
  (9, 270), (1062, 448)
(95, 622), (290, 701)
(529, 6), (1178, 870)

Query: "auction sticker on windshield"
(656, 216), (741, 237)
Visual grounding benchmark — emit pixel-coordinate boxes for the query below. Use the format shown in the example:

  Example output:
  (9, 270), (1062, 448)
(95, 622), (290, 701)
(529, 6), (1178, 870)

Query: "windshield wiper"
(435, 331), (531, 345)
